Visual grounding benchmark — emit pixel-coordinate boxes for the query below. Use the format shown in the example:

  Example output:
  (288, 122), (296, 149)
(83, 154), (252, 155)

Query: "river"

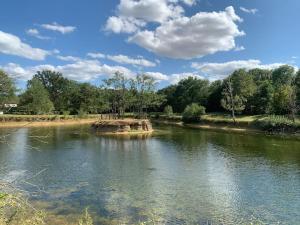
(0, 124), (299, 224)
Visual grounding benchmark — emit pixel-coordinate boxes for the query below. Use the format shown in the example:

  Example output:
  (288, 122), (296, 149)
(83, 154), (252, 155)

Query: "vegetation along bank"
(1, 64), (300, 133)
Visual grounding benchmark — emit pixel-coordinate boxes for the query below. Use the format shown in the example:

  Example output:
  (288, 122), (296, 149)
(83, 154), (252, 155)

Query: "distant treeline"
(0, 65), (300, 122)
(159, 65), (300, 122)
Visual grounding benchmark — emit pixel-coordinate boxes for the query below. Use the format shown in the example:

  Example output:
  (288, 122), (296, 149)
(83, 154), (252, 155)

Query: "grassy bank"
(151, 113), (300, 134)
(0, 114), (103, 128)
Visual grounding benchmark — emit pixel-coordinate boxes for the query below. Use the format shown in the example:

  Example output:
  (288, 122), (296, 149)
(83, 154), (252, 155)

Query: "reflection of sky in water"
(0, 125), (299, 224)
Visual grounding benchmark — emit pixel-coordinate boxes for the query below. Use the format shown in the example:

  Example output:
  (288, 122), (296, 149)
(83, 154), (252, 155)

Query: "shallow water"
(0, 124), (299, 224)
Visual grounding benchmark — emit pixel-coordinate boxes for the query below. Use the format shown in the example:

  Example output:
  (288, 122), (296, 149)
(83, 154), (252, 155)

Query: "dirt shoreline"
(0, 118), (98, 128)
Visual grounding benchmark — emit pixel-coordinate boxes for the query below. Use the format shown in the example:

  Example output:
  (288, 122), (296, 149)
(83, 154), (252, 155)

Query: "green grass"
(0, 114), (102, 122)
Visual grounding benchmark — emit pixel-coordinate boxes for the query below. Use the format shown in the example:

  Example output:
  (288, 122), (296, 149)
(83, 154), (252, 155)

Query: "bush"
(182, 103), (206, 123)
(254, 115), (300, 133)
(77, 108), (88, 118)
(163, 105), (173, 117)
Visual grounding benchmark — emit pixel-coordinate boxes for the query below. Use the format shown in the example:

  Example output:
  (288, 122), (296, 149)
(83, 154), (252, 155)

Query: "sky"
(0, 0), (299, 89)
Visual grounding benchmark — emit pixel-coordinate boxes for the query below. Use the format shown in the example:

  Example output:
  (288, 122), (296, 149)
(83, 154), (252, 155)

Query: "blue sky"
(0, 0), (299, 89)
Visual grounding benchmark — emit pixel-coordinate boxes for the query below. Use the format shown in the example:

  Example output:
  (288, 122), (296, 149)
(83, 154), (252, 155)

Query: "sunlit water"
(0, 124), (299, 224)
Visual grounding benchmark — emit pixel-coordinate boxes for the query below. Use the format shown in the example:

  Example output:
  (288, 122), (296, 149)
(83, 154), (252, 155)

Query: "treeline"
(159, 65), (300, 122)
(0, 65), (300, 122)
(0, 70), (163, 117)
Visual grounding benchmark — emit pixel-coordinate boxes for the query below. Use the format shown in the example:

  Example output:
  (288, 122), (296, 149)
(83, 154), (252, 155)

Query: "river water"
(0, 124), (299, 224)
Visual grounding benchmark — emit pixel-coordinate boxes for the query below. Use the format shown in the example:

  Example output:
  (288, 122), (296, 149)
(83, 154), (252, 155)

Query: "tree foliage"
(0, 70), (17, 108)
(182, 103), (206, 123)
(19, 78), (54, 114)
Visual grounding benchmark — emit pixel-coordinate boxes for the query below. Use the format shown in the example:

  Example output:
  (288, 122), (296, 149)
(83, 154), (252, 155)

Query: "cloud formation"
(1, 60), (134, 82)
(130, 7), (244, 59)
(41, 22), (76, 34)
(87, 52), (156, 67)
(107, 54), (156, 67)
(26, 28), (51, 40)
(117, 0), (184, 23)
(105, 1), (244, 59)
(105, 16), (146, 33)
(0, 30), (50, 60)
(240, 7), (258, 15)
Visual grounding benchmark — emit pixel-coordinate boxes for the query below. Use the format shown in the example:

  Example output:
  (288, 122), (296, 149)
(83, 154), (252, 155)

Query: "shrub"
(77, 108), (88, 118)
(163, 105), (173, 117)
(182, 103), (206, 123)
(254, 115), (300, 133)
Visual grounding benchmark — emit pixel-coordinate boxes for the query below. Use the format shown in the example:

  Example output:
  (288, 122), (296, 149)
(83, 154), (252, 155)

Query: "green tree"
(20, 78), (54, 114)
(182, 103), (206, 123)
(157, 85), (177, 111)
(207, 80), (223, 112)
(272, 65), (294, 86)
(163, 105), (173, 117)
(172, 77), (209, 112)
(273, 84), (293, 115)
(103, 72), (131, 118)
(33, 70), (70, 113)
(221, 78), (245, 123)
(251, 81), (274, 114)
(0, 70), (17, 108)
(295, 70), (300, 112)
(248, 68), (272, 83)
(131, 74), (164, 118)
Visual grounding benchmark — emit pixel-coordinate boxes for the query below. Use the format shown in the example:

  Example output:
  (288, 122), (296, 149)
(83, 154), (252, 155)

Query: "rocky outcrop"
(92, 119), (153, 134)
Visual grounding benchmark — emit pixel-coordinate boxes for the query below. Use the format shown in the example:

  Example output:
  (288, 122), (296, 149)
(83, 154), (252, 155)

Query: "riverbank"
(152, 113), (300, 136)
(152, 119), (261, 133)
(0, 114), (102, 128)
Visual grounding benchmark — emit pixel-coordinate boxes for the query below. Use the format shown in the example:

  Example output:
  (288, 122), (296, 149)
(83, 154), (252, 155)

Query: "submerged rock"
(91, 119), (153, 134)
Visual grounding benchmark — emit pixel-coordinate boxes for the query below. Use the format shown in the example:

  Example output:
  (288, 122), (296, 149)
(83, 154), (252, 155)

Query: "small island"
(92, 119), (153, 134)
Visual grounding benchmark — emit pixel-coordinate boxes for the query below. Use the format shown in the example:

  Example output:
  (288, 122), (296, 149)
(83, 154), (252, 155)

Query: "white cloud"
(1, 60), (134, 82)
(117, 0), (184, 23)
(145, 72), (169, 81)
(234, 46), (245, 51)
(105, 16), (146, 34)
(191, 59), (295, 80)
(87, 52), (106, 59)
(107, 54), (156, 67)
(168, 72), (204, 84)
(87, 52), (157, 67)
(240, 7), (258, 15)
(181, 0), (196, 6)
(1, 63), (55, 80)
(26, 28), (51, 40)
(129, 6), (244, 59)
(56, 55), (81, 62)
(0, 30), (50, 60)
(41, 22), (76, 34)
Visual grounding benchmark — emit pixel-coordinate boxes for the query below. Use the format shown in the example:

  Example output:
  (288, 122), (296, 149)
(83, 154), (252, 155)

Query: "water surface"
(0, 124), (299, 224)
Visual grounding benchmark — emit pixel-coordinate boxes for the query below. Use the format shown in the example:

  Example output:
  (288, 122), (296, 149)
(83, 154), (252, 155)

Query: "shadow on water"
(0, 124), (299, 224)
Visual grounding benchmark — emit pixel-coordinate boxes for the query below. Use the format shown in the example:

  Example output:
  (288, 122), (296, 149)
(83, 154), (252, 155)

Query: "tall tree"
(207, 80), (223, 112)
(221, 78), (245, 123)
(103, 72), (131, 118)
(131, 74), (164, 117)
(0, 70), (17, 108)
(251, 81), (274, 114)
(272, 65), (294, 86)
(295, 70), (300, 112)
(172, 77), (210, 112)
(19, 78), (54, 114)
(248, 68), (272, 83)
(33, 70), (69, 113)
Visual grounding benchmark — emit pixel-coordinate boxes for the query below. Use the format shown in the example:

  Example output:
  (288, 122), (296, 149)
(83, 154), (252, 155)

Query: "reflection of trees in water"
(158, 124), (300, 166)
